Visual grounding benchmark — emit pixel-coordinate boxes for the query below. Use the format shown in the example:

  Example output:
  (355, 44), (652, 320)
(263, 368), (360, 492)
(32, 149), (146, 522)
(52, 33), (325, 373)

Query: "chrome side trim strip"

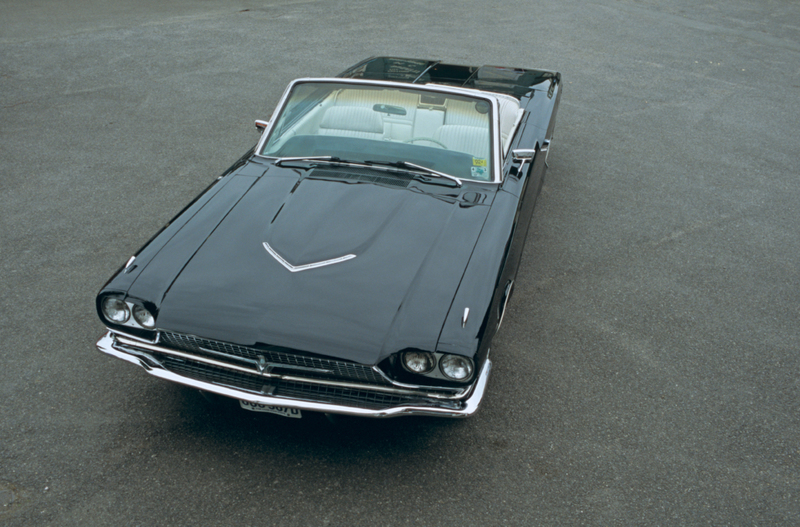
(497, 280), (514, 330)
(97, 332), (491, 418)
(262, 242), (356, 273)
(543, 138), (552, 168)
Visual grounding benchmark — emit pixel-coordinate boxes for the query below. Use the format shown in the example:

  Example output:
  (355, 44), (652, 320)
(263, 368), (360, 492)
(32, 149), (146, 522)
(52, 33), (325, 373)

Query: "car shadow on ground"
(160, 384), (468, 456)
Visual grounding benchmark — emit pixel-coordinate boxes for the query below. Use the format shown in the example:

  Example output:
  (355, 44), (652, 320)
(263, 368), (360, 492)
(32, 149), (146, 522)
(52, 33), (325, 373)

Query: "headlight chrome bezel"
(99, 295), (157, 331)
(439, 354), (474, 381)
(398, 350), (475, 383)
(401, 351), (436, 374)
(132, 304), (156, 329)
(101, 297), (130, 324)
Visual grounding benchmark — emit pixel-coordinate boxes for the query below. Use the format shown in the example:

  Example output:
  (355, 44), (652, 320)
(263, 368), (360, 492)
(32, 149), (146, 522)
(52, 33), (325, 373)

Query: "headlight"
(402, 351), (435, 374)
(132, 305), (156, 328)
(439, 354), (474, 381)
(102, 297), (130, 323)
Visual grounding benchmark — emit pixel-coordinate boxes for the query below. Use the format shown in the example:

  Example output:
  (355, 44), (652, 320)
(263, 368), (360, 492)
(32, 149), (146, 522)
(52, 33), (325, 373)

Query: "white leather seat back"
(318, 106), (384, 140)
(334, 90), (417, 141)
(444, 95), (521, 153)
(496, 95), (523, 152)
(444, 99), (490, 128)
(434, 125), (490, 160)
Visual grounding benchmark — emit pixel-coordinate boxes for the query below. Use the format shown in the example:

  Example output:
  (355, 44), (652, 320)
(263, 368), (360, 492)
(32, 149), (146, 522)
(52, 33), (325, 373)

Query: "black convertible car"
(96, 57), (561, 418)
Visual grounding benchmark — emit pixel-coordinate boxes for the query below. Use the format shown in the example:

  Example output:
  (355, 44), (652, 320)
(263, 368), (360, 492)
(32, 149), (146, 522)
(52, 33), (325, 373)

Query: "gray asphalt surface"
(2, 0), (799, 525)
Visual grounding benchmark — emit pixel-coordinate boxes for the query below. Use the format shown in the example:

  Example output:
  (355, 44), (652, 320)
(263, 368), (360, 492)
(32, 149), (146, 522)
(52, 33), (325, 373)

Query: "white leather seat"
(434, 125), (490, 160)
(443, 100), (490, 128)
(318, 106), (384, 140)
(445, 95), (521, 153)
(496, 94), (524, 152)
(333, 90), (418, 141)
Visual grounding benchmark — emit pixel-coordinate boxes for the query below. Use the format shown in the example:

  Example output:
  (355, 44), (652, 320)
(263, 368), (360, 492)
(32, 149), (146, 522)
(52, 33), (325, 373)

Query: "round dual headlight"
(102, 297), (130, 323)
(439, 355), (474, 381)
(402, 351), (435, 374)
(133, 304), (156, 328)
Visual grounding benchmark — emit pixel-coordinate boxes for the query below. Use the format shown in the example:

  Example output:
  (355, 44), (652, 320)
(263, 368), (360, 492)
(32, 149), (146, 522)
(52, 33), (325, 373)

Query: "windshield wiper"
(275, 156), (463, 187)
(363, 160), (463, 187)
(274, 155), (338, 167)
(275, 156), (383, 172)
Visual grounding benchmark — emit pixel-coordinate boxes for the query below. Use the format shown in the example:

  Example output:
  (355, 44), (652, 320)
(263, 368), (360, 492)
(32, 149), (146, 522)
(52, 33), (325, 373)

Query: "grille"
(160, 356), (451, 411)
(159, 332), (388, 385)
(310, 168), (412, 188)
(164, 356), (265, 393)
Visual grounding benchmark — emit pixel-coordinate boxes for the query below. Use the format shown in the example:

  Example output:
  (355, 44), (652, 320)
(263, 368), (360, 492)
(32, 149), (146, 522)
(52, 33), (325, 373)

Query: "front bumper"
(96, 331), (491, 418)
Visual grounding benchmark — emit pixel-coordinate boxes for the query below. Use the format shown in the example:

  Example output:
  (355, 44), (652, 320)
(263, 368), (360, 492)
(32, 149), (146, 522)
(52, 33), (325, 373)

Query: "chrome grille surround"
(96, 330), (489, 418)
(159, 331), (389, 385)
(160, 356), (456, 410)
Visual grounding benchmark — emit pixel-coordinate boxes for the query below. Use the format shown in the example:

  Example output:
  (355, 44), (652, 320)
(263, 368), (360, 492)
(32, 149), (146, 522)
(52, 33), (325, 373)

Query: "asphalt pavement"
(1, 0), (798, 525)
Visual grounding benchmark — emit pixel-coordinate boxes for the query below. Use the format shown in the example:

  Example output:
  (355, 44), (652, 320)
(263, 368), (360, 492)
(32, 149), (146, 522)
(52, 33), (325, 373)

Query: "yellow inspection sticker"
(472, 157), (487, 167)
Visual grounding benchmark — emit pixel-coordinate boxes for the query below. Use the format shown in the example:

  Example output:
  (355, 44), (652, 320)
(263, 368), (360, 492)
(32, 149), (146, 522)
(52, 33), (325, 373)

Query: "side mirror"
(255, 119), (269, 133)
(511, 148), (536, 162)
(510, 148), (537, 179)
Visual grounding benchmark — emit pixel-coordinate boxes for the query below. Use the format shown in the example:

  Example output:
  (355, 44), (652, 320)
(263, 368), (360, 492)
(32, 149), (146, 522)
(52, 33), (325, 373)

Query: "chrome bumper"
(96, 331), (491, 418)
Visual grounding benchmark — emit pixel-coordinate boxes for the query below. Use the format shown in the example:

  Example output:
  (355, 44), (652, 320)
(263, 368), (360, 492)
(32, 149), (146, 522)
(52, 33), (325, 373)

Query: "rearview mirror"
(255, 119), (269, 132)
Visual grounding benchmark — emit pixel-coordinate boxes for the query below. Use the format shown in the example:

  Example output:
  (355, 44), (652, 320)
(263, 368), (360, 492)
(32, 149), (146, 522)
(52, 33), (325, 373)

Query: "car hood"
(143, 166), (493, 365)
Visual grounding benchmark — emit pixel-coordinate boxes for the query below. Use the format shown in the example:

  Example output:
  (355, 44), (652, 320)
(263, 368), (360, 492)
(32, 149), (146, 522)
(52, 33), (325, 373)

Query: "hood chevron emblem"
(262, 242), (356, 273)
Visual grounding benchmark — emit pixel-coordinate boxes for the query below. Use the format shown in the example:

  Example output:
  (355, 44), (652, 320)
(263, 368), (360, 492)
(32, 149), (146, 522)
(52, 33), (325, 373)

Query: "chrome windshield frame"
(254, 77), (505, 184)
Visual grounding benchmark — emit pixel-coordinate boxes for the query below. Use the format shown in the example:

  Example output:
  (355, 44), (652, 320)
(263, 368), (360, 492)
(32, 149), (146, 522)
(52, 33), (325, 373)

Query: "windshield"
(260, 81), (495, 182)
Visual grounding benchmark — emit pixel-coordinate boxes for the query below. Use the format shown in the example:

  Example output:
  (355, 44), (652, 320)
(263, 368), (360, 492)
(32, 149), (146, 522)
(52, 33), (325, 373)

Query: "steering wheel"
(403, 137), (448, 149)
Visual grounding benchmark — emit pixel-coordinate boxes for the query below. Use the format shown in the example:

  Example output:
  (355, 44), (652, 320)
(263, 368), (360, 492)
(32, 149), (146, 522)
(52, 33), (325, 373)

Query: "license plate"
(239, 400), (302, 418)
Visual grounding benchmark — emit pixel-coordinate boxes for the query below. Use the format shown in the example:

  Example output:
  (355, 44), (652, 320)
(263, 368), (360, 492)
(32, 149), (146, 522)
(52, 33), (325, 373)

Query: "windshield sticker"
(471, 166), (488, 179)
(472, 157), (487, 167)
